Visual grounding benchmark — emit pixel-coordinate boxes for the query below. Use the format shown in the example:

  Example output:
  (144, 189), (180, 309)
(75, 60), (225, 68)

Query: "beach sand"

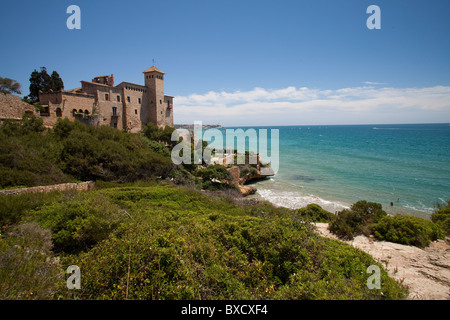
(314, 223), (450, 300)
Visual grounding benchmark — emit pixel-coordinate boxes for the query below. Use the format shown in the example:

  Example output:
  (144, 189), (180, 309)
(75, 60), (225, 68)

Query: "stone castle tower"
(33, 66), (174, 132)
(143, 66), (173, 128)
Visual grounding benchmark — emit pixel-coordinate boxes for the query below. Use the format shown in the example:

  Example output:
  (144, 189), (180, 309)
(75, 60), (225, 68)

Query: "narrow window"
(56, 108), (62, 117)
(138, 98), (141, 104)
(135, 109), (138, 115)
(127, 96), (130, 103)
(105, 93), (109, 101)
(160, 100), (162, 104)
(117, 95), (120, 102)
(112, 107), (117, 116)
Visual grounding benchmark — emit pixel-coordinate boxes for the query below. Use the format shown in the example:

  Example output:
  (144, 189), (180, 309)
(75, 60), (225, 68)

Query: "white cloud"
(173, 85), (450, 126)
(363, 81), (388, 85)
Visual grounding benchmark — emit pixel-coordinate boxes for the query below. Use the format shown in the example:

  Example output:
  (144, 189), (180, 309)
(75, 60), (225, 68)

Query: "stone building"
(0, 94), (37, 120)
(36, 66), (174, 132)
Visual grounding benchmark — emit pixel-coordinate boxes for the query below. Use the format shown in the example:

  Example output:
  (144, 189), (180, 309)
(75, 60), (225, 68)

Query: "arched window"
(72, 109), (77, 116)
(56, 107), (62, 117)
(84, 110), (89, 115)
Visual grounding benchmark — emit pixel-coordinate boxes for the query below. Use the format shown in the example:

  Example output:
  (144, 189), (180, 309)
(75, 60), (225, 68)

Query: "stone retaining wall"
(0, 181), (96, 196)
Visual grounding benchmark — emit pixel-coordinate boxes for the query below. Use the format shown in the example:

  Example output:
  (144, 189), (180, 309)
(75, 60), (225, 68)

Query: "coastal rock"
(238, 185), (257, 196)
(314, 223), (450, 300)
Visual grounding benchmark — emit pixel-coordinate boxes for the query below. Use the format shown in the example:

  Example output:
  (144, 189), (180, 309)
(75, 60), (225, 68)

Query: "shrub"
(0, 222), (63, 299)
(141, 123), (175, 146)
(239, 164), (258, 178)
(0, 191), (65, 227)
(194, 165), (235, 191)
(28, 192), (125, 254)
(168, 168), (199, 187)
(431, 203), (450, 236)
(65, 185), (407, 300)
(297, 204), (335, 223)
(59, 123), (174, 182)
(329, 201), (387, 240)
(0, 131), (72, 188)
(373, 215), (445, 248)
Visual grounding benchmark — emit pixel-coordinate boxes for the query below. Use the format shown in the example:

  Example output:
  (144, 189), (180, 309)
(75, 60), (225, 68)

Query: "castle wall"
(94, 86), (124, 130)
(163, 96), (174, 128)
(117, 83), (147, 133)
(0, 94), (37, 120)
(38, 91), (96, 127)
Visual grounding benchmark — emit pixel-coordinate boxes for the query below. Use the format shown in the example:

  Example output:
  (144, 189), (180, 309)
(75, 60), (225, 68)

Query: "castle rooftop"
(143, 66), (164, 74)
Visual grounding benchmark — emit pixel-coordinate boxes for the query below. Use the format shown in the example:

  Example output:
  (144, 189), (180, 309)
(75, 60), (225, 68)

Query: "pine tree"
(0, 77), (21, 95)
(28, 67), (64, 102)
(50, 71), (64, 92)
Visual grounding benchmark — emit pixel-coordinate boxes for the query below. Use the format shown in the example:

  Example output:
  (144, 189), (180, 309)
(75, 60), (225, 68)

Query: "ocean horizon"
(219, 123), (450, 218)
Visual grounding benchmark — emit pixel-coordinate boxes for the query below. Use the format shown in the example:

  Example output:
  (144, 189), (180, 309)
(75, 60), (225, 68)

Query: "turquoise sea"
(222, 123), (450, 218)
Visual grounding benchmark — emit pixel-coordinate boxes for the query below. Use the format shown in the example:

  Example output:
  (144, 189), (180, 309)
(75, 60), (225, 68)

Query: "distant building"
(36, 66), (174, 132)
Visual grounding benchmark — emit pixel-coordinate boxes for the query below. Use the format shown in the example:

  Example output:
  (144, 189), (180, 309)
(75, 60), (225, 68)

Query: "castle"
(35, 66), (173, 132)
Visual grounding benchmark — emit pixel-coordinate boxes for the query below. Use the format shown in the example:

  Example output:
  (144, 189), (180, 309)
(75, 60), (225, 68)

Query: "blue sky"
(1, 0), (449, 125)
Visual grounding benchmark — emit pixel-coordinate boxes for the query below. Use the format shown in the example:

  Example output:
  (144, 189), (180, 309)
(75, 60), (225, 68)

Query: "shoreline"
(248, 178), (436, 220)
(242, 181), (450, 300)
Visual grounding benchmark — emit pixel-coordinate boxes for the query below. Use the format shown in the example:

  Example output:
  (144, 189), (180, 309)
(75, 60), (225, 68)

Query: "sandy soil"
(314, 223), (450, 300)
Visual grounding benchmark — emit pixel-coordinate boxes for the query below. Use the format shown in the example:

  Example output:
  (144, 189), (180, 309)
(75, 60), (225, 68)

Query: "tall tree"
(50, 71), (64, 92)
(28, 67), (64, 102)
(0, 77), (21, 95)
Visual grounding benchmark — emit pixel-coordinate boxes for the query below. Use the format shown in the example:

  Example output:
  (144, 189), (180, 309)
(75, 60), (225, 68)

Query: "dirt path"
(314, 223), (450, 300)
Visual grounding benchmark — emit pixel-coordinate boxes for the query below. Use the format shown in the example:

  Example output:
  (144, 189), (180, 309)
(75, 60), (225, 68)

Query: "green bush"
(297, 204), (335, 223)
(141, 123), (175, 146)
(65, 185), (407, 300)
(431, 203), (450, 236)
(194, 165), (235, 191)
(329, 201), (387, 240)
(28, 192), (125, 254)
(0, 116), (176, 189)
(0, 191), (65, 227)
(168, 168), (199, 187)
(58, 121), (174, 182)
(239, 164), (258, 178)
(373, 215), (445, 248)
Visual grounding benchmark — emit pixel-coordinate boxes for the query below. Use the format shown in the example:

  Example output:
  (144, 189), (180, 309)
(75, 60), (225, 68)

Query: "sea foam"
(256, 189), (349, 213)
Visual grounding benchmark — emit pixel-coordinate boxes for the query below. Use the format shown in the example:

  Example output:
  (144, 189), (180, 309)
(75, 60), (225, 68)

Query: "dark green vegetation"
(0, 115), (173, 189)
(0, 183), (408, 300)
(372, 215), (444, 248)
(431, 201), (450, 236)
(297, 203), (336, 223)
(329, 201), (447, 248)
(27, 67), (64, 102)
